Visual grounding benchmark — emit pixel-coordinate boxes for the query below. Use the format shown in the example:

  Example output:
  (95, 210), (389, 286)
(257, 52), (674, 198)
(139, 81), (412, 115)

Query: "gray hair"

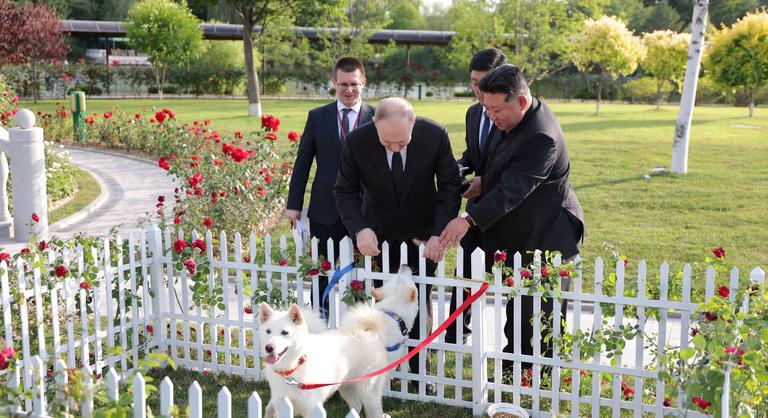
(373, 97), (416, 125)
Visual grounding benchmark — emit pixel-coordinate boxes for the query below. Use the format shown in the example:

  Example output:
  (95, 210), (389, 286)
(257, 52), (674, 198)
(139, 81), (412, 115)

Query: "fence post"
(470, 248), (487, 417)
(0, 149), (11, 238)
(6, 109), (47, 241)
(247, 392), (262, 418)
(31, 356), (46, 416)
(147, 224), (167, 353)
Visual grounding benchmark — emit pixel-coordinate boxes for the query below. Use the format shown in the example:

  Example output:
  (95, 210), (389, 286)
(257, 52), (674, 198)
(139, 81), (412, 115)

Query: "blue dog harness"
(383, 310), (410, 352)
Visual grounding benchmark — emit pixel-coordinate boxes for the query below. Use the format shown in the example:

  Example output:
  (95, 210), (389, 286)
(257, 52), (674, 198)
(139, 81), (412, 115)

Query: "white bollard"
(8, 109), (47, 241)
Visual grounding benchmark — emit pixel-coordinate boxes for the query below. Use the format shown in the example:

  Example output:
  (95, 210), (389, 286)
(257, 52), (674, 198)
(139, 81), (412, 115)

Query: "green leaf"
(679, 347), (696, 360)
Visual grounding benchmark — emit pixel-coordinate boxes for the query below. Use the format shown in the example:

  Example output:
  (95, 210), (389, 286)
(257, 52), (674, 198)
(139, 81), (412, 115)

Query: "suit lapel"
(468, 104), (483, 168)
(372, 138), (399, 203)
(325, 103), (342, 151)
(359, 103), (374, 126)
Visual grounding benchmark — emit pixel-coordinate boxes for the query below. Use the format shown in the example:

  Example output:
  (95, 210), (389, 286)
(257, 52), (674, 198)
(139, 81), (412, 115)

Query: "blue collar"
(383, 310), (409, 352)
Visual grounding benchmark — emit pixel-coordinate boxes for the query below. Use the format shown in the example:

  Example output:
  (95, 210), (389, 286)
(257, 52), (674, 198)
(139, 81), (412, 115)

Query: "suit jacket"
(466, 98), (585, 262)
(287, 101), (375, 225)
(334, 117), (461, 241)
(456, 102), (500, 210)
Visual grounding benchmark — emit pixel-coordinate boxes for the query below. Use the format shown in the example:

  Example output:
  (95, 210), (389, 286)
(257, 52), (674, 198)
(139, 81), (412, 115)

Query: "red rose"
(308, 268), (319, 276)
(231, 147), (249, 163)
(0, 253), (9, 263)
(692, 396), (710, 410)
(623, 257), (629, 267)
(158, 195), (165, 203)
(0, 347), (14, 370)
(278, 259), (288, 266)
(183, 258), (197, 275)
(712, 246), (725, 259)
(173, 217), (181, 225)
(234, 131), (243, 139)
(79, 281), (91, 290)
(188, 172), (203, 188)
(135, 114), (141, 120)
(703, 311), (717, 321)
(31, 212), (40, 223)
(504, 276), (514, 287)
(155, 111), (166, 123)
(21, 248), (30, 254)
(350, 279), (363, 290)
(38, 240), (49, 251)
(261, 114), (280, 131)
(520, 269), (532, 279)
(540, 266), (549, 277)
(103, 111), (112, 119)
(149, 117), (156, 123)
(725, 346), (744, 356)
(203, 218), (213, 228)
(321, 259), (332, 271)
(264, 175), (272, 183)
(718, 286), (729, 298)
(663, 398), (671, 407)
(493, 250), (507, 263)
(621, 380), (634, 399)
(563, 377), (572, 383)
(690, 327), (699, 337)
(244, 306), (253, 314)
(288, 130), (298, 142)
(559, 269), (570, 278)
(54, 264), (68, 278)
(146, 324), (154, 333)
(158, 157), (170, 171)
(191, 239), (206, 254)
(173, 239), (187, 254)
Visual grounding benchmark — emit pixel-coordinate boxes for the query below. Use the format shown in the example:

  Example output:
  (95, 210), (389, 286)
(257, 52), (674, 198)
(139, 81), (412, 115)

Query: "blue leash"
(321, 262), (355, 319)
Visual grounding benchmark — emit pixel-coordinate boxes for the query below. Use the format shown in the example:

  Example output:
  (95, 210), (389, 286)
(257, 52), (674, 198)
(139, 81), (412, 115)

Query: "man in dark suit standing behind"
(286, 57), (375, 313)
(334, 97), (460, 381)
(448, 48), (508, 344)
(439, 65), (585, 372)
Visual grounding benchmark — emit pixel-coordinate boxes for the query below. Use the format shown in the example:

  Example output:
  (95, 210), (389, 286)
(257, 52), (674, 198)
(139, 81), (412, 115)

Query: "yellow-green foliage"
(571, 15), (645, 78)
(642, 30), (690, 90)
(706, 11), (768, 92)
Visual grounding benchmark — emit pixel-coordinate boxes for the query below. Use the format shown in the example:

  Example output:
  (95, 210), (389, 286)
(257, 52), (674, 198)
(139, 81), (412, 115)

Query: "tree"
(637, 0), (683, 32)
(705, 11), (768, 117)
(387, 0), (426, 29)
(671, 0), (708, 174)
(0, 0), (68, 102)
(223, 0), (307, 117)
(444, 0), (505, 76)
(604, 0), (650, 33)
(571, 15), (644, 115)
(642, 30), (689, 109)
(125, 0), (204, 99)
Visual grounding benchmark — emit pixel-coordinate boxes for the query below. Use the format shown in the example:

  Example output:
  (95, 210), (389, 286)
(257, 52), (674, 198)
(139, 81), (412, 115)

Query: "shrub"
(622, 77), (670, 104)
(453, 89), (472, 98)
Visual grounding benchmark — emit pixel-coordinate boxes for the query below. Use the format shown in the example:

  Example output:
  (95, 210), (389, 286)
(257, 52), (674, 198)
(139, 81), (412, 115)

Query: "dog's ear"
(288, 304), (304, 325)
(258, 303), (274, 324)
(408, 287), (417, 303)
(371, 288), (383, 301)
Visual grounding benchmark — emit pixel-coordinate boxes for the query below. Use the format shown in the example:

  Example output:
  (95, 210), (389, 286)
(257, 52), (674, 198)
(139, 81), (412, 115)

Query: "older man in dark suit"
(334, 97), (460, 381)
(286, 57), (375, 313)
(440, 65), (585, 371)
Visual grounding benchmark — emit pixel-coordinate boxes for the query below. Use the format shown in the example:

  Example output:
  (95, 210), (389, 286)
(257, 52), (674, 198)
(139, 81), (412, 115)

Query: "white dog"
(259, 266), (419, 418)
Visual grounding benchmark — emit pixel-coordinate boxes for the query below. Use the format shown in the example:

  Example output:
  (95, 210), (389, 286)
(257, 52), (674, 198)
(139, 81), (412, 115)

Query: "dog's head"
(258, 303), (308, 366)
(370, 265), (418, 325)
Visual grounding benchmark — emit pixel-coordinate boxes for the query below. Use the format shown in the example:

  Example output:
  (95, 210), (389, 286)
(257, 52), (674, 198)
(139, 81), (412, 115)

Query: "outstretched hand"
(424, 236), (445, 262)
(439, 217), (470, 250)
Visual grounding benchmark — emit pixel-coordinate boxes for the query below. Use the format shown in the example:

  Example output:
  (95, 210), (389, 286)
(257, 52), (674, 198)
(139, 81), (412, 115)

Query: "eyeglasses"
(337, 83), (362, 90)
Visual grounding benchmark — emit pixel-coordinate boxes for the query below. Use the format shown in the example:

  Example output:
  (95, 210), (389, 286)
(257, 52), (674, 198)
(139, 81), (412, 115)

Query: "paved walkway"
(0, 146), (175, 253)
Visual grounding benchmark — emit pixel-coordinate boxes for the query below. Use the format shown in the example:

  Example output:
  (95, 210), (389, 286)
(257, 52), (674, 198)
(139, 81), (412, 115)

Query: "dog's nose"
(265, 344), (274, 354)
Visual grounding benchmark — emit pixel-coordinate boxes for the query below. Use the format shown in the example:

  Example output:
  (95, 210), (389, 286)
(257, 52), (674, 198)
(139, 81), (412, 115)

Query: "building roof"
(61, 20), (456, 46)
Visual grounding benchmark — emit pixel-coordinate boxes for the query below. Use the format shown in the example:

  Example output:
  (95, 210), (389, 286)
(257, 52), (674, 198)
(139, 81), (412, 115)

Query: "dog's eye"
(265, 329), (271, 334)
(281, 330), (289, 336)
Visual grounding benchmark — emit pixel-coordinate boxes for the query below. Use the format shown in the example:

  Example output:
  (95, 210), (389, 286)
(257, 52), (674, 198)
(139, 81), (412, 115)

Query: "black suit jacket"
(466, 98), (585, 262)
(334, 117), (461, 241)
(287, 101), (375, 225)
(457, 102), (499, 209)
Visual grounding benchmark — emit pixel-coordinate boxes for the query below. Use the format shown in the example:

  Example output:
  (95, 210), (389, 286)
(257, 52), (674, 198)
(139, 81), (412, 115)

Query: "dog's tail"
(339, 303), (382, 341)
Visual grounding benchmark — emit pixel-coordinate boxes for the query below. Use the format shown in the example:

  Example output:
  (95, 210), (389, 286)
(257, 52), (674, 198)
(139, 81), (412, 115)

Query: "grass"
(48, 167), (102, 225)
(22, 98), (768, 273)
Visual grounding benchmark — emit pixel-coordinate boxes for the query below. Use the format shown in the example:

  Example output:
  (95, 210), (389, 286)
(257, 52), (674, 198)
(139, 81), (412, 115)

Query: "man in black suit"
(439, 65), (585, 371)
(286, 57), (375, 313)
(447, 48), (508, 345)
(334, 97), (460, 380)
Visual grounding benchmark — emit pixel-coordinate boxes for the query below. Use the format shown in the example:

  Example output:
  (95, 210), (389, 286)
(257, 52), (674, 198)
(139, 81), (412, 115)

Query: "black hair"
(478, 64), (529, 101)
(334, 56), (366, 77)
(469, 48), (508, 72)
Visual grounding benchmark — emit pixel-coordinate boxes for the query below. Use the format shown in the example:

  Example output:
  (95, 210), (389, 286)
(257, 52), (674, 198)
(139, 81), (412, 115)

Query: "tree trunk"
(671, 0), (709, 174)
(153, 65), (164, 100)
(656, 79), (663, 110)
(595, 81), (601, 116)
(748, 87), (754, 118)
(242, 12), (262, 117)
(31, 63), (38, 103)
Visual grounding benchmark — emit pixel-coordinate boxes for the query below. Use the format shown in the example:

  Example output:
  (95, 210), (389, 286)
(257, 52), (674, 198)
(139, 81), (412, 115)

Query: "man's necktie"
(479, 112), (492, 154)
(391, 151), (405, 196)
(340, 108), (352, 141)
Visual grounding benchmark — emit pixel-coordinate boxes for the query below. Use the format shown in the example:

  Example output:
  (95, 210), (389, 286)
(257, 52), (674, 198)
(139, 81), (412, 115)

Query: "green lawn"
(48, 167), (102, 224)
(22, 98), (768, 274)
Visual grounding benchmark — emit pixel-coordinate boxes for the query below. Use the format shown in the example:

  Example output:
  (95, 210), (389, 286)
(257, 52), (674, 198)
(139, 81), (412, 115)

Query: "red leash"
(291, 282), (489, 390)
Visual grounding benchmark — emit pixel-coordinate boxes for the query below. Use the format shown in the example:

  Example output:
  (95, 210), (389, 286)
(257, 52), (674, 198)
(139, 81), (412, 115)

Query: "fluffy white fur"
(259, 266), (418, 418)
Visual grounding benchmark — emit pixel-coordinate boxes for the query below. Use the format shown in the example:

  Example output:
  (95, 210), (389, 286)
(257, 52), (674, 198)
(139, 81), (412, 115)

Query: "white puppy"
(259, 267), (419, 418)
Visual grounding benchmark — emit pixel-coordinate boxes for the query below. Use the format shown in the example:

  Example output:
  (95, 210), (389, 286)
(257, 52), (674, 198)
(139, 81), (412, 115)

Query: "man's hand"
(439, 217), (471, 249)
(461, 176), (482, 199)
(423, 236), (445, 262)
(355, 228), (380, 256)
(285, 209), (301, 227)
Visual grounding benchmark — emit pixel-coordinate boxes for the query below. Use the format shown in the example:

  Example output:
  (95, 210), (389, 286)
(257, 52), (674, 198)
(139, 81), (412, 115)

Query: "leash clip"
(284, 377), (300, 386)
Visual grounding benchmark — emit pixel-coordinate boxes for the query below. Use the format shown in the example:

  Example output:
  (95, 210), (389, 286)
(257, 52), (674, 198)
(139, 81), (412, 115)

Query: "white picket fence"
(1, 224), (764, 417)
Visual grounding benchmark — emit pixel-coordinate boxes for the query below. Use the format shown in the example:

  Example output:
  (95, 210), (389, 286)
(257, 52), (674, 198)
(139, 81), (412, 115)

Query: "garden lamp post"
(71, 91), (87, 142)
